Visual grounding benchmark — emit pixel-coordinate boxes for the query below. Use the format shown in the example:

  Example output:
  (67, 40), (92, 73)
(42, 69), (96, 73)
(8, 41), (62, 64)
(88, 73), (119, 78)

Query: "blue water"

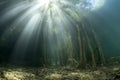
(92, 0), (120, 57)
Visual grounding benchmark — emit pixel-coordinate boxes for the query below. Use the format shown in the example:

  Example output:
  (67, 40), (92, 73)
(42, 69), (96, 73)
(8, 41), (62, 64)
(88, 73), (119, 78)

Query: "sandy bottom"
(0, 66), (120, 80)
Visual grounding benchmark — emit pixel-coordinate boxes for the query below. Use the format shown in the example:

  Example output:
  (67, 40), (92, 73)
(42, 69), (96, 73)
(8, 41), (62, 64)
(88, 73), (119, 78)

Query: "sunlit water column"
(0, 0), (106, 66)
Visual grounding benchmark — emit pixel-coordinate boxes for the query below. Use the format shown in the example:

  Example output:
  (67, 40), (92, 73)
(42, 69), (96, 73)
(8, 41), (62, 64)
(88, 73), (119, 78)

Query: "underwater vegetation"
(0, 0), (120, 80)
(0, 0), (105, 68)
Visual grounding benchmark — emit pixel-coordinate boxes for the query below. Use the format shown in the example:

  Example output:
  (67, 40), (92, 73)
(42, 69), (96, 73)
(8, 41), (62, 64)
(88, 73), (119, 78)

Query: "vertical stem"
(67, 33), (75, 67)
(76, 25), (83, 66)
(68, 34), (74, 59)
(86, 19), (105, 65)
(83, 34), (87, 67)
(81, 22), (96, 68)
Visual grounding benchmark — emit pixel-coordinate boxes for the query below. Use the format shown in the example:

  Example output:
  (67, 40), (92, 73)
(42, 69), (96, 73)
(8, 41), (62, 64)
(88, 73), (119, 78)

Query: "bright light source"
(90, 0), (105, 10)
(37, 0), (50, 5)
(80, 0), (106, 11)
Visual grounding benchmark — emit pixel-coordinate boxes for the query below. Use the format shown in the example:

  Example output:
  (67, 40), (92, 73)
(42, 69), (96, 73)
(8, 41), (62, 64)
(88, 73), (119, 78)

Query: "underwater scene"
(0, 0), (120, 80)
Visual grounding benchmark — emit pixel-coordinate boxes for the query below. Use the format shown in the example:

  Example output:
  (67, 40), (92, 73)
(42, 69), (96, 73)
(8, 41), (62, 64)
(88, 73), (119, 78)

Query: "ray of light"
(0, 0), (106, 65)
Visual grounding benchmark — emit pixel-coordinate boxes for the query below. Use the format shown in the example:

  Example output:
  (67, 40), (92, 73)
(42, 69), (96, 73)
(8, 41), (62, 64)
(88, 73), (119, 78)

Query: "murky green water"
(0, 0), (120, 69)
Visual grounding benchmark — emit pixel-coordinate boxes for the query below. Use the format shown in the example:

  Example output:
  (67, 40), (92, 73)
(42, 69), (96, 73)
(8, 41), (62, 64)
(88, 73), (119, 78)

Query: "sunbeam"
(1, 0), (120, 80)
(0, 0), (106, 67)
